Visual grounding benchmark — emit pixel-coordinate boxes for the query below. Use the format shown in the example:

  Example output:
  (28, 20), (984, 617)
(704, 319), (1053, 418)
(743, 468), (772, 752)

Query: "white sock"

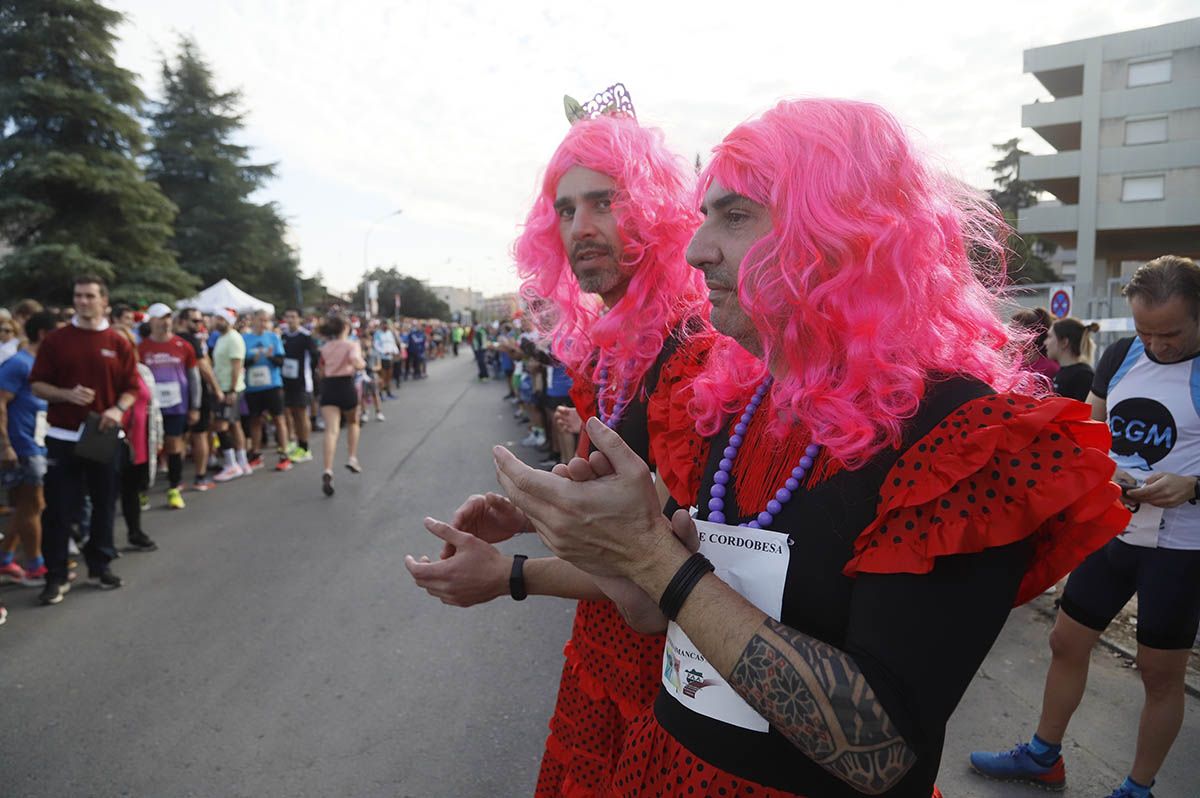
(236, 449), (249, 469)
(223, 449), (237, 468)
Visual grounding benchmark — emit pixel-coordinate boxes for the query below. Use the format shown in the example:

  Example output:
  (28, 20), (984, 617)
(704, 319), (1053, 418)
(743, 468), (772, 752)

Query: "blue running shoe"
(1106, 781), (1153, 798)
(969, 743), (1066, 790)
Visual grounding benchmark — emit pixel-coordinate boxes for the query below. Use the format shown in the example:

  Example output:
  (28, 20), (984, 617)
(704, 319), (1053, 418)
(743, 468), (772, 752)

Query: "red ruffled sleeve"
(844, 393), (1131, 606)
(646, 331), (713, 507)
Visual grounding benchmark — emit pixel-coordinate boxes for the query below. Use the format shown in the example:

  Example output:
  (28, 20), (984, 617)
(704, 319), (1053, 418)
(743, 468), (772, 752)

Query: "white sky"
(109, 0), (1199, 297)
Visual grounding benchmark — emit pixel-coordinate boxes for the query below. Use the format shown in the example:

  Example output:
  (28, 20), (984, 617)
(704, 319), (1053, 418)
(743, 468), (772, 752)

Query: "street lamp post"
(363, 208), (403, 318)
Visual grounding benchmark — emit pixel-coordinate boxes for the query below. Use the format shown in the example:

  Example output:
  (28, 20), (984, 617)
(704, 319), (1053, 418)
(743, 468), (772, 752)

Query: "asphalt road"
(1, 354), (1196, 797)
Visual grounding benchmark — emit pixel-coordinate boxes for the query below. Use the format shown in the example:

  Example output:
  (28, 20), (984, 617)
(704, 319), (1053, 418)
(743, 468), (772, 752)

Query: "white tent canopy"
(176, 279), (275, 315)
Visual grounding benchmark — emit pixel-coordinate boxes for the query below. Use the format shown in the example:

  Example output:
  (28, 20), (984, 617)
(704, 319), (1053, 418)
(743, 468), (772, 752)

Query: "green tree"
(354, 267), (450, 320)
(987, 137), (1060, 285)
(0, 0), (198, 305)
(145, 36), (309, 309)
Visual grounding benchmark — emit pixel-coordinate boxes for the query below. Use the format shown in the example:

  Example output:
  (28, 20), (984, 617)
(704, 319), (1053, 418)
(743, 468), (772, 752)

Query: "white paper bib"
(247, 365), (272, 388)
(662, 519), (791, 732)
(155, 381), (182, 408)
(282, 357), (300, 380)
(34, 410), (48, 448)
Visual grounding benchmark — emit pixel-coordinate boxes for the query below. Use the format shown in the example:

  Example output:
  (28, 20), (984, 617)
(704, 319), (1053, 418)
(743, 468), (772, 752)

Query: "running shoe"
(88, 569), (123, 589)
(345, 458), (362, 474)
(138, 492), (150, 511)
(289, 446), (313, 464)
(0, 561), (26, 584)
(312, 417), (326, 432)
(20, 564), (48, 587)
(322, 471), (334, 496)
(39, 580), (70, 605)
(127, 532), (158, 552)
(375, 412), (386, 422)
(969, 743), (1066, 790)
(519, 430), (546, 448)
(274, 458), (294, 473)
(247, 454), (264, 470)
(1106, 781), (1154, 798)
(213, 464), (245, 483)
(360, 411), (369, 423)
(0, 603), (6, 625)
(191, 477), (215, 492)
(166, 487), (186, 510)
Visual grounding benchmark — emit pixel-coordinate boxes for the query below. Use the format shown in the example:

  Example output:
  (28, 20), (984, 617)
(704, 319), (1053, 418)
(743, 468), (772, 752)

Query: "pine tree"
(146, 37), (307, 309)
(0, 0), (197, 305)
(988, 137), (1060, 284)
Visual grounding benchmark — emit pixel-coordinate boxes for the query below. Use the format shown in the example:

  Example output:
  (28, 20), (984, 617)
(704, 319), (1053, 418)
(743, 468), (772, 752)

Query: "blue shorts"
(1, 454), (47, 490)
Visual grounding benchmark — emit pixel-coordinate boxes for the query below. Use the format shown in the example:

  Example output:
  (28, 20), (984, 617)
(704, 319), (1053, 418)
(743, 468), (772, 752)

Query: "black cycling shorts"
(319, 376), (359, 412)
(1061, 537), (1200, 650)
(245, 387), (285, 418)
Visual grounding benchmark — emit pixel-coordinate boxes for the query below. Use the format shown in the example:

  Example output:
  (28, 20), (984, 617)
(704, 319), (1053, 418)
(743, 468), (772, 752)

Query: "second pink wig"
(691, 99), (1039, 468)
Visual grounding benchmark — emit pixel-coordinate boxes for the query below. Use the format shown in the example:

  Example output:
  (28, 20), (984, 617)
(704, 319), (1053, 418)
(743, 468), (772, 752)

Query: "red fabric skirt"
(610, 709), (944, 798)
(535, 599), (666, 798)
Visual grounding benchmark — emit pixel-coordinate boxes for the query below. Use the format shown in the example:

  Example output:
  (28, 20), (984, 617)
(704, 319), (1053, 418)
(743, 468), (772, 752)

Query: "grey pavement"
(1, 354), (1197, 797)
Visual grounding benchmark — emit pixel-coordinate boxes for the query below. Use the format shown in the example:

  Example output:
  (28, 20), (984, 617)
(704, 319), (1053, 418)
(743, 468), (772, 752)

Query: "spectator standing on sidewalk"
(31, 275), (140, 604)
(971, 255), (1200, 798)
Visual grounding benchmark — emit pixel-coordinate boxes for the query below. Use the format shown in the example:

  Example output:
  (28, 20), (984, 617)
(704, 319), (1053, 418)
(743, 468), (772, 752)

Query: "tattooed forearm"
(728, 618), (915, 795)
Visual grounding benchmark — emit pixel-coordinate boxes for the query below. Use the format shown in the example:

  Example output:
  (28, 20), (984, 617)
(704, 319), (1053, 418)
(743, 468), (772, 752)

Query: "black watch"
(509, 554), (528, 601)
(1192, 477), (1200, 504)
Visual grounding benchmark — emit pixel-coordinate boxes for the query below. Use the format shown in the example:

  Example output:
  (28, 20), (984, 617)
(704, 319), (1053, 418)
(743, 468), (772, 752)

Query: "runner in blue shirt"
(0, 312), (58, 593)
(241, 310), (293, 472)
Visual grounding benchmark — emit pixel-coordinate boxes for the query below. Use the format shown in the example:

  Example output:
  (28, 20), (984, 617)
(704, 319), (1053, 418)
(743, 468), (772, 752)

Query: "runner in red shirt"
(139, 303), (201, 510)
(30, 275), (140, 605)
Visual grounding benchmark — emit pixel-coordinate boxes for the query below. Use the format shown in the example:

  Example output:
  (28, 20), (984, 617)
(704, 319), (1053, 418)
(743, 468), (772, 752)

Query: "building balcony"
(1097, 196), (1200, 231)
(1098, 140), (1200, 175)
(1022, 95), (1082, 129)
(1018, 202), (1079, 235)
(1031, 65), (1084, 99)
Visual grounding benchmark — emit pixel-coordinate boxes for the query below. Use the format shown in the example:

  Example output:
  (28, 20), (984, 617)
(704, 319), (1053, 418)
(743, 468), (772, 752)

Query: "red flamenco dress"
(610, 381), (1131, 798)
(534, 335), (711, 798)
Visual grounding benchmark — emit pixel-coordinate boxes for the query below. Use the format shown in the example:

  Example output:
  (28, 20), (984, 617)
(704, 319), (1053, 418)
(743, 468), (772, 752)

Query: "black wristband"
(658, 552), (715, 622)
(509, 554), (528, 601)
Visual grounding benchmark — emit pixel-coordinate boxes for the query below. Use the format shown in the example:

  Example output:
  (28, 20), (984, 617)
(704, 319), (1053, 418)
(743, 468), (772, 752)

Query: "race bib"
(282, 357), (300, 380)
(663, 519), (791, 732)
(155, 381), (182, 408)
(34, 410), (48, 447)
(247, 365), (272, 388)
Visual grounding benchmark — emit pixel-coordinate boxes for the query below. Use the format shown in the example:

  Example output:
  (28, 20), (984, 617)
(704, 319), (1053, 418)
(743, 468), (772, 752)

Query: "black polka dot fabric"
(535, 600), (666, 797)
(846, 393), (1130, 605)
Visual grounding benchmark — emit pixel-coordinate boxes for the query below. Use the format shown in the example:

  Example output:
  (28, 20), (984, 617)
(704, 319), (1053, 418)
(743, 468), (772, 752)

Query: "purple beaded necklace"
(707, 378), (821, 529)
(597, 367), (628, 429)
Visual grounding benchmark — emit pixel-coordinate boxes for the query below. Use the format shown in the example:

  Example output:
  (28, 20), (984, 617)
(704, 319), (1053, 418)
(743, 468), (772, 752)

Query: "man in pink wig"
(492, 98), (1130, 797)
(406, 87), (725, 796)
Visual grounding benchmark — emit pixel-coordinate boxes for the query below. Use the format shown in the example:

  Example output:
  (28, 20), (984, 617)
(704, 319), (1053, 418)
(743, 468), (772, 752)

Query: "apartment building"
(1018, 17), (1200, 313)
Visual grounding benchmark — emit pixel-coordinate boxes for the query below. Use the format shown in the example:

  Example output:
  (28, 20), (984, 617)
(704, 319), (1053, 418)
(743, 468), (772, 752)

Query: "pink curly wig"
(514, 115), (708, 403)
(691, 99), (1039, 469)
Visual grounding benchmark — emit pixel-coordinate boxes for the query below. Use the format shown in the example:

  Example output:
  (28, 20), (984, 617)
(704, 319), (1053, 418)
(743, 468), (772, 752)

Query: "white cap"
(145, 302), (172, 319)
(217, 308), (238, 324)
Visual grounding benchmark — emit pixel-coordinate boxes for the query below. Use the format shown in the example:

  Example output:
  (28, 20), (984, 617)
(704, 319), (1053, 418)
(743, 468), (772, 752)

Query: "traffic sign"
(1049, 285), (1073, 319)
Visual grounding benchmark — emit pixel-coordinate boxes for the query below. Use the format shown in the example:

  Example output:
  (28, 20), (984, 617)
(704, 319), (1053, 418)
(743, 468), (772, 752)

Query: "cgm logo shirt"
(1097, 336), (1200, 549)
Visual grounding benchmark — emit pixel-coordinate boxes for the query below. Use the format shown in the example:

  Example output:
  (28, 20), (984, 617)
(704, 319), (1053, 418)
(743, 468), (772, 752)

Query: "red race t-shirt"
(29, 324), (139, 436)
(138, 335), (197, 414)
